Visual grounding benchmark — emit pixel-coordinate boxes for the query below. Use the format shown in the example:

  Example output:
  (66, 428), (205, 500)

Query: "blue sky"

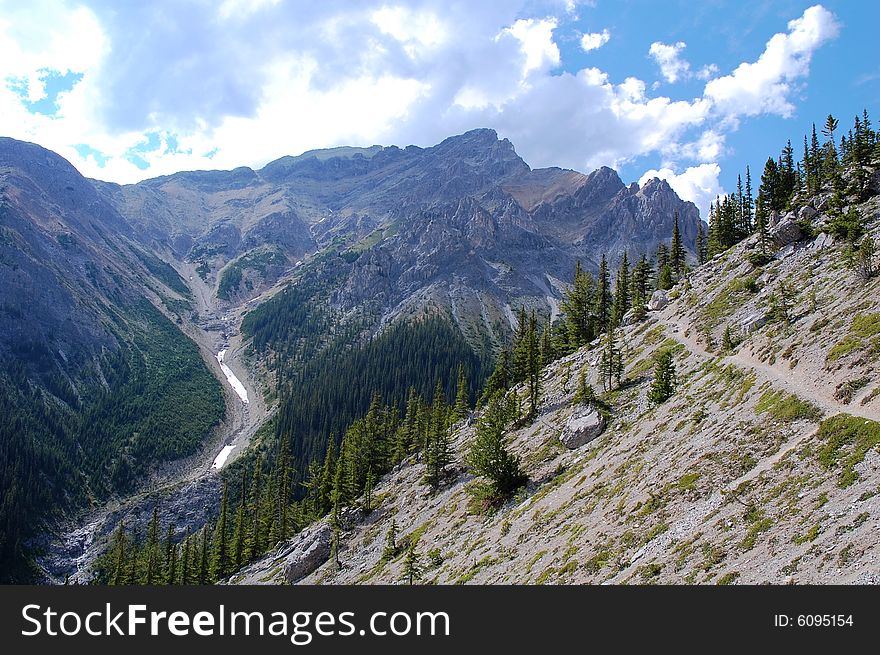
(0, 0), (875, 218)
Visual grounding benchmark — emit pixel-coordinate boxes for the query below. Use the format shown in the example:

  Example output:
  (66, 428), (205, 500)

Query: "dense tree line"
(98, 368), (469, 584)
(0, 300), (224, 581)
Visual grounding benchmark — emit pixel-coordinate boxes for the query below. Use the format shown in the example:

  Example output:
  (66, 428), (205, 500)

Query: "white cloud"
(580, 28), (610, 52)
(0, 0), (840, 212)
(639, 163), (724, 219)
(648, 41), (690, 83)
(703, 4), (840, 119)
(501, 18), (560, 76)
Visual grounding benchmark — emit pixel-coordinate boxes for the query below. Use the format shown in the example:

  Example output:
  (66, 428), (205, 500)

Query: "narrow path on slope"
(657, 313), (880, 423)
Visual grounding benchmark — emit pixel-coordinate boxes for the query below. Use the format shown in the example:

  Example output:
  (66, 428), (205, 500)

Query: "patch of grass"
(584, 545), (614, 574)
(792, 522), (820, 545)
(739, 504), (773, 551)
(826, 336), (863, 362)
(638, 562), (663, 581)
(674, 472), (701, 493)
(755, 390), (822, 423)
(716, 571), (740, 585)
(815, 414), (880, 487)
(852, 313), (880, 338)
(455, 555), (498, 584)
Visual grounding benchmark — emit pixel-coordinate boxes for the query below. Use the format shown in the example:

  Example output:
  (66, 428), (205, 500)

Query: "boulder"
(810, 232), (834, 250)
(560, 408), (606, 449)
(797, 205), (819, 223)
(769, 217), (802, 248)
(282, 521), (332, 583)
(647, 289), (668, 311)
(769, 210), (781, 228)
(869, 170), (880, 196)
(740, 313), (767, 334)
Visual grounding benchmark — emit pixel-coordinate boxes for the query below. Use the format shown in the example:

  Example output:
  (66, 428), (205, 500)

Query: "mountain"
(231, 189), (880, 585)
(96, 129), (700, 334)
(0, 138), (226, 580)
(0, 129), (701, 581)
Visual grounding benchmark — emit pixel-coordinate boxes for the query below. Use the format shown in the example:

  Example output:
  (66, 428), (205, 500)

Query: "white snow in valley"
(216, 349), (249, 404)
(212, 444), (236, 469)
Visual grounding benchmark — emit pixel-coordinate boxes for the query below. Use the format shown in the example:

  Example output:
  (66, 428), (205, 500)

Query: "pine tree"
(612, 251), (631, 326)
(180, 529), (191, 585)
(595, 254), (612, 335)
(198, 526), (210, 585)
(247, 457), (263, 560)
(232, 471), (248, 570)
(670, 212), (686, 279)
(144, 507), (161, 585)
(525, 311), (541, 421)
(382, 519), (398, 560)
(110, 520), (128, 585)
(572, 368), (595, 406)
(424, 380), (451, 489)
(696, 222), (707, 264)
(743, 166), (754, 233)
(453, 364), (469, 422)
(630, 255), (652, 321)
(722, 325), (735, 353)
(480, 349), (511, 405)
(857, 235), (876, 283)
(363, 467), (375, 514)
(648, 350), (676, 404)
(211, 480), (230, 581)
(163, 523), (177, 585)
(466, 392), (525, 498)
(598, 327), (623, 392)
(657, 264), (673, 290)
(560, 261), (597, 349)
(402, 537), (422, 585)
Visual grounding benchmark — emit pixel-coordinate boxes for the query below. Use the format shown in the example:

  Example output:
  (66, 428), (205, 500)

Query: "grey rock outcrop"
(648, 290), (668, 311)
(560, 408), (606, 449)
(283, 521), (333, 583)
(798, 205), (819, 223)
(770, 217), (803, 247)
(741, 313), (768, 334)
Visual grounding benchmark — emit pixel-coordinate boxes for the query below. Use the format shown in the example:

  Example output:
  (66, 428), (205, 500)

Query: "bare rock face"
(648, 290), (668, 311)
(741, 313), (768, 334)
(283, 521), (333, 583)
(868, 170), (880, 196)
(560, 408), (606, 449)
(770, 217), (803, 248)
(798, 205), (819, 223)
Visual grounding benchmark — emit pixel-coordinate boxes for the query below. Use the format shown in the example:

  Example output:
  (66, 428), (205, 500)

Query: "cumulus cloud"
(639, 163), (724, 219)
(703, 4), (840, 119)
(580, 29), (610, 52)
(648, 41), (691, 83)
(0, 1), (841, 213)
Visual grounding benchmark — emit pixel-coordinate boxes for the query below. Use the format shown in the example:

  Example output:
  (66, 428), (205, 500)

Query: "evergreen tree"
(163, 523), (177, 585)
(382, 519), (398, 560)
(525, 311), (541, 421)
(857, 235), (876, 283)
(211, 480), (230, 581)
(722, 325), (735, 353)
(612, 251), (631, 326)
(143, 507), (161, 585)
(466, 392), (525, 498)
(247, 457), (263, 560)
(696, 222), (707, 264)
(598, 327), (623, 392)
(110, 521), (128, 585)
(657, 264), (674, 291)
(743, 166), (754, 233)
(670, 212), (686, 279)
(480, 349), (511, 405)
(198, 526), (210, 585)
(595, 254), (612, 335)
(453, 364), (470, 422)
(648, 350), (676, 405)
(630, 255), (653, 321)
(560, 261), (597, 349)
(424, 380), (451, 489)
(572, 368), (595, 406)
(402, 537), (422, 585)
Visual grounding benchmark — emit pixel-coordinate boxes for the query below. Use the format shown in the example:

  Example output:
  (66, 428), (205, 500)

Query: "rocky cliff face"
(232, 192), (880, 586)
(97, 128), (701, 342)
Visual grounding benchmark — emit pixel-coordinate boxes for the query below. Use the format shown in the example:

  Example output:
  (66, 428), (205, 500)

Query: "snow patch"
(212, 444), (236, 469)
(216, 349), (249, 404)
